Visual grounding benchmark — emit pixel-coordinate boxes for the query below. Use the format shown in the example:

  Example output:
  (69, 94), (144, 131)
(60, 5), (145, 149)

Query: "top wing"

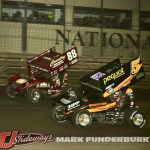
(80, 58), (121, 92)
(99, 57), (145, 97)
(27, 47), (78, 77)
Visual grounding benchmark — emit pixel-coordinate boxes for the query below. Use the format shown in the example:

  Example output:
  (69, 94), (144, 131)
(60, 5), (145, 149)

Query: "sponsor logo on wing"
(50, 56), (65, 68)
(103, 68), (125, 85)
(70, 58), (78, 65)
(90, 72), (105, 81)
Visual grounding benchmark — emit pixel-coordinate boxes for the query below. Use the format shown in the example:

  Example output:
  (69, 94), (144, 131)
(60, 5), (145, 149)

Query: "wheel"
(124, 108), (146, 128)
(27, 89), (41, 104)
(6, 84), (17, 98)
(51, 105), (67, 124)
(73, 110), (93, 128)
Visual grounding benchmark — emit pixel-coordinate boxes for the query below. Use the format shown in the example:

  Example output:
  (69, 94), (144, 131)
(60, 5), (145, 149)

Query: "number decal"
(67, 49), (77, 61)
(71, 49), (77, 58)
(67, 52), (73, 61)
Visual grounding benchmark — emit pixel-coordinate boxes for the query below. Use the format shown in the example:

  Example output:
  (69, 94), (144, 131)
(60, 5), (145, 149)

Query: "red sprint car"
(6, 47), (78, 103)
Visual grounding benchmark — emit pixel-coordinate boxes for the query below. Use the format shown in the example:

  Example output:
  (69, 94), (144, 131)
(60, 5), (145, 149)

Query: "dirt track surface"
(0, 86), (150, 137)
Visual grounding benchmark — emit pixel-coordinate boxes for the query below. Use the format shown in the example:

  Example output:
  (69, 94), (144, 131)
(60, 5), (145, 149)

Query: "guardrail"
(0, 52), (150, 89)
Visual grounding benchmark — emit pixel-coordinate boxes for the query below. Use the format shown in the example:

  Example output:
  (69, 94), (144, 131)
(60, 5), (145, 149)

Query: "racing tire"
(51, 105), (67, 124)
(124, 108), (146, 128)
(6, 84), (17, 99)
(73, 110), (93, 128)
(27, 89), (41, 104)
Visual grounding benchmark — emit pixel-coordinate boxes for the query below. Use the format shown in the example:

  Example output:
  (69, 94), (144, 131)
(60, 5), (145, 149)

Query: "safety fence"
(0, 53), (150, 89)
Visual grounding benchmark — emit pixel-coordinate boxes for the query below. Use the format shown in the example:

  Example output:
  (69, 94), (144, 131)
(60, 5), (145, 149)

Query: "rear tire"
(73, 110), (93, 128)
(124, 108), (146, 128)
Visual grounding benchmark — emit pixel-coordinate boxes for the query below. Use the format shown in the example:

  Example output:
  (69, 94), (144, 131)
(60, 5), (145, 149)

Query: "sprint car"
(6, 47), (78, 103)
(51, 57), (146, 128)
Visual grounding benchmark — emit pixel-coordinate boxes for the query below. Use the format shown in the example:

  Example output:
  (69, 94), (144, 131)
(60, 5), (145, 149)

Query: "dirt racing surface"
(0, 86), (150, 137)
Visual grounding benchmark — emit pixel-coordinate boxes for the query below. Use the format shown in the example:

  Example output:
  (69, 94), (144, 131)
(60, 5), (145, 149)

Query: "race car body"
(51, 57), (146, 128)
(6, 47), (78, 103)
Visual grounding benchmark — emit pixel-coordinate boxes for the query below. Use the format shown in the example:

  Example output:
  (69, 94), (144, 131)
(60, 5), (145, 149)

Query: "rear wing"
(80, 58), (121, 92)
(99, 57), (145, 97)
(80, 57), (145, 97)
(27, 47), (78, 77)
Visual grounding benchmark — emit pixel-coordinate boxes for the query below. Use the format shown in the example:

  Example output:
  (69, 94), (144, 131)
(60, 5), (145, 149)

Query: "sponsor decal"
(67, 101), (80, 111)
(30, 65), (49, 72)
(36, 82), (50, 88)
(105, 83), (115, 95)
(16, 79), (27, 84)
(0, 131), (53, 149)
(90, 72), (105, 81)
(82, 98), (88, 102)
(59, 66), (64, 71)
(87, 102), (116, 112)
(50, 56), (65, 68)
(89, 102), (107, 107)
(70, 58), (78, 65)
(103, 68), (125, 85)
(105, 83), (115, 90)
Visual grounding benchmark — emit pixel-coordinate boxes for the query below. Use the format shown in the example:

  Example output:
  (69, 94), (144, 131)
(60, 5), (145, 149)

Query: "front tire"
(124, 108), (146, 128)
(27, 89), (41, 104)
(73, 110), (93, 128)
